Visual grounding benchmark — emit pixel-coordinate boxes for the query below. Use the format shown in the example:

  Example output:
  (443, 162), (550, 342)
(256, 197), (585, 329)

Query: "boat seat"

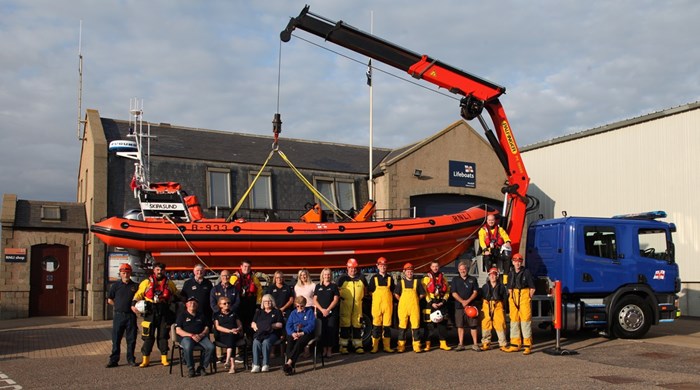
(353, 200), (376, 222)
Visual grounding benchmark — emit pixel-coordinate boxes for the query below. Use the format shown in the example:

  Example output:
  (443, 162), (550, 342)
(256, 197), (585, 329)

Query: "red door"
(29, 244), (69, 316)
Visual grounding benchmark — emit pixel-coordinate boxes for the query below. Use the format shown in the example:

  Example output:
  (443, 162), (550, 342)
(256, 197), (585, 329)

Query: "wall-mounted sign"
(4, 248), (27, 263)
(108, 252), (130, 281)
(449, 161), (476, 188)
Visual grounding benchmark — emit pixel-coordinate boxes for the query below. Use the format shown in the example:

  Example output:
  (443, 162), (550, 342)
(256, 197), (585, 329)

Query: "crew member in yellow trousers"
(504, 254), (536, 355)
(421, 260), (452, 351)
(393, 263), (425, 353)
(368, 257), (394, 353)
(337, 258), (368, 354)
(481, 267), (508, 351)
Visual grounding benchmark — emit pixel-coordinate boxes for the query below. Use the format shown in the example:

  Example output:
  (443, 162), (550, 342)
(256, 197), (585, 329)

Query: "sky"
(1, 0), (698, 202)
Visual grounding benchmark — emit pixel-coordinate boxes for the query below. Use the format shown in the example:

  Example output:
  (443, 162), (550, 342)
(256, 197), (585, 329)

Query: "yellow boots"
(138, 356), (150, 368)
(397, 340), (406, 353)
(502, 337), (522, 353)
(371, 337), (381, 353)
(423, 341), (431, 352)
(522, 338), (533, 355)
(413, 341), (422, 353)
(383, 337), (394, 353)
(439, 340), (452, 351)
(161, 355), (170, 366)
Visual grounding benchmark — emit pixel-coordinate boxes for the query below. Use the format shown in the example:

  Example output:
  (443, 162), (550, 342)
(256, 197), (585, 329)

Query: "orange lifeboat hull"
(91, 206), (495, 272)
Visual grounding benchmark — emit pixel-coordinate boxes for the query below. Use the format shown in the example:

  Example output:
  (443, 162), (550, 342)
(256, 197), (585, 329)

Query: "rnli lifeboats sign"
(4, 248), (27, 263)
(449, 161), (476, 188)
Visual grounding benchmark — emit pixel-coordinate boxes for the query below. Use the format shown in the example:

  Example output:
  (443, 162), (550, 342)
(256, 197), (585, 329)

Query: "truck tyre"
(612, 295), (652, 339)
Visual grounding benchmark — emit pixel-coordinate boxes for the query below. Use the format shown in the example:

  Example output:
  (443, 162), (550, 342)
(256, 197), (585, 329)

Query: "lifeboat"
(91, 198), (495, 273)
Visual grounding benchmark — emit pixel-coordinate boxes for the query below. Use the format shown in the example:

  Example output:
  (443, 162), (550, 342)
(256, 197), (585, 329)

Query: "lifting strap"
(226, 149), (276, 222)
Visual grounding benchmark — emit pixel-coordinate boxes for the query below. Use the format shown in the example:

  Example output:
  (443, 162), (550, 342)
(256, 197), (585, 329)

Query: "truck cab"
(526, 211), (680, 338)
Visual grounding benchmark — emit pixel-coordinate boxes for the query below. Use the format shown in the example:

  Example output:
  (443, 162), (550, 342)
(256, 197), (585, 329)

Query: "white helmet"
(134, 300), (147, 314)
(430, 310), (444, 323)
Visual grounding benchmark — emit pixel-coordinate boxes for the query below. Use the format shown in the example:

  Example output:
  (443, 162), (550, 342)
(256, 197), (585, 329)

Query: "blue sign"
(449, 161), (476, 188)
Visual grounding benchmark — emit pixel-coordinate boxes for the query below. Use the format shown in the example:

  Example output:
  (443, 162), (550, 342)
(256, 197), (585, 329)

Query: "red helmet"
(403, 262), (413, 271)
(464, 306), (479, 318)
(512, 253), (524, 262)
(346, 258), (358, 268)
(488, 267), (499, 275)
(119, 263), (132, 273)
(377, 257), (387, 265)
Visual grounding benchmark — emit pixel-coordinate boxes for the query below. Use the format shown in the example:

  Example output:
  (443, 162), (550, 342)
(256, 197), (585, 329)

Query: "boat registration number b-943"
(190, 224), (229, 231)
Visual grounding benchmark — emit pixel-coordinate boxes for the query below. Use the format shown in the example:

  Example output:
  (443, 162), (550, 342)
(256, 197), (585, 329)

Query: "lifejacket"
(425, 272), (447, 295)
(237, 272), (257, 297)
(144, 275), (172, 302)
(483, 225), (505, 248)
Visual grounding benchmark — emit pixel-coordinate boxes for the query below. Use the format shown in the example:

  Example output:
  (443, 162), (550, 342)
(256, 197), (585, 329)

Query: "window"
(638, 228), (670, 261)
(249, 173), (272, 209)
(583, 226), (617, 260)
(41, 205), (61, 222)
(314, 177), (356, 210)
(207, 168), (231, 209)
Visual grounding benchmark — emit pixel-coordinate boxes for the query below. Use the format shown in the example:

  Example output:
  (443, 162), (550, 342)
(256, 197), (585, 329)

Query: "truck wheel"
(360, 312), (373, 348)
(612, 295), (651, 339)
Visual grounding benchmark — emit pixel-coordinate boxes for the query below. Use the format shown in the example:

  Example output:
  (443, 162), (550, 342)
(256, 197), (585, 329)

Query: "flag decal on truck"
(653, 270), (666, 280)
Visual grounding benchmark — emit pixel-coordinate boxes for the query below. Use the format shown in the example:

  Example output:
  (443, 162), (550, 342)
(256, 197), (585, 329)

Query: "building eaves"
(522, 101), (700, 152)
(14, 200), (87, 230)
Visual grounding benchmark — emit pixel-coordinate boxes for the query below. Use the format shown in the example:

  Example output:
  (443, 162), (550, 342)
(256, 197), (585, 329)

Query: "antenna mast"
(77, 21), (85, 141)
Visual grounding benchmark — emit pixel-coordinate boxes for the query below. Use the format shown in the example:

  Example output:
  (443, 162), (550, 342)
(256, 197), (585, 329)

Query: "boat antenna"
(77, 20), (86, 141)
(271, 39), (283, 148)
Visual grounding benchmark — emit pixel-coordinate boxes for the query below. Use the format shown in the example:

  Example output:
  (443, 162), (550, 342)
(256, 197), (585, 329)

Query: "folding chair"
(169, 324), (215, 376)
(286, 318), (324, 373)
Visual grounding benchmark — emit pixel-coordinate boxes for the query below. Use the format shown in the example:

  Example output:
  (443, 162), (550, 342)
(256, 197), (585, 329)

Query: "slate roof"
(13, 200), (87, 231)
(101, 118), (392, 175)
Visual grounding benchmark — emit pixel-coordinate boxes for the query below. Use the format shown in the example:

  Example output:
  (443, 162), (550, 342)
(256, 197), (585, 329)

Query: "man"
(481, 267), (508, 351)
(180, 264), (214, 320)
(229, 260), (263, 336)
(503, 253), (536, 355)
(175, 297), (215, 378)
(210, 269), (240, 315)
(106, 263), (138, 367)
(368, 257), (394, 353)
(478, 214), (511, 273)
(337, 258), (367, 354)
(131, 262), (178, 368)
(393, 263), (425, 353)
(451, 260), (481, 351)
(422, 260), (451, 351)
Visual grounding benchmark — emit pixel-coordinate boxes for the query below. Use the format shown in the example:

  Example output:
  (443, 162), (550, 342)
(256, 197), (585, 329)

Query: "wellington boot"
(502, 345), (521, 353)
(352, 339), (364, 354)
(480, 343), (490, 351)
(439, 340), (452, 351)
(423, 341), (431, 352)
(339, 338), (349, 355)
(522, 338), (533, 355)
(160, 355), (170, 366)
(523, 346), (532, 355)
(397, 340), (406, 353)
(412, 341), (422, 353)
(382, 337), (394, 353)
(138, 356), (150, 368)
(371, 337), (381, 354)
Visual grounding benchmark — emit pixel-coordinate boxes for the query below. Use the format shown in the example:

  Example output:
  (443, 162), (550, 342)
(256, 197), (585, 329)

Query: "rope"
(163, 215), (216, 274)
(225, 149), (276, 222)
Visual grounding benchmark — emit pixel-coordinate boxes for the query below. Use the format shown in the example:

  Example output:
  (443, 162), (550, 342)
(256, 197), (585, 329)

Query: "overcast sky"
(1, 1), (698, 202)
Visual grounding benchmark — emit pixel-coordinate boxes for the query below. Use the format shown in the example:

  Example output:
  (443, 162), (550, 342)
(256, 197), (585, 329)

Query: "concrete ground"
(0, 316), (699, 389)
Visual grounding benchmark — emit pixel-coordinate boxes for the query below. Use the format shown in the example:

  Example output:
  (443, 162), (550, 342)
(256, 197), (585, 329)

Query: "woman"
(214, 296), (243, 374)
(251, 294), (284, 373)
(283, 296), (316, 376)
(294, 269), (316, 308)
(266, 271), (295, 318)
(313, 268), (340, 358)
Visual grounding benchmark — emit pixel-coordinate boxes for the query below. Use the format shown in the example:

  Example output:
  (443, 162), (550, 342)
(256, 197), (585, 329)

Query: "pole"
(543, 280), (577, 355)
(368, 11), (374, 200)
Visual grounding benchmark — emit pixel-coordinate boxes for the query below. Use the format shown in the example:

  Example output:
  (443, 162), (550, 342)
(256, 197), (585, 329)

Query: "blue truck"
(526, 211), (681, 338)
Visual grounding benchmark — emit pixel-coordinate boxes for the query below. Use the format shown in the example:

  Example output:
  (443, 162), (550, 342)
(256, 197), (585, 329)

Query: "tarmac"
(1, 315), (699, 389)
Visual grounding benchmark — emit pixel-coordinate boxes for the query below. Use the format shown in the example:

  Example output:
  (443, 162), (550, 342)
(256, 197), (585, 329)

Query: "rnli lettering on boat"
(143, 202), (186, 210)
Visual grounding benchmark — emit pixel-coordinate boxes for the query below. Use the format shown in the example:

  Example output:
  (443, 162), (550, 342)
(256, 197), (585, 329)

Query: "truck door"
(574, 225), (632, 293)
(635, 227), (678, 293)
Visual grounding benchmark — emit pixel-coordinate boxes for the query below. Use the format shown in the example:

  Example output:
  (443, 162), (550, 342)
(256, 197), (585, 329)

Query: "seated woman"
(251, 294), (284, 373)
(283, 296), (316, 375)
(213, 296), (243, 374)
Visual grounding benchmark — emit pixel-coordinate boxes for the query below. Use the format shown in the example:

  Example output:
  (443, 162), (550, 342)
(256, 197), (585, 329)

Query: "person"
(451, 260), (481, 351)
(294, 269), (316, 308)
(131, 262), (178, 368)
(503, 253), (536, 355)
(422, 260), (452, 351)
(175, 297), (215, 378)
(283, 296), (316, 376)
(229, 260), (263, 337)
(478, 214), (512, 273)
(368, 257), (394, 353)
(213, 296), (243, 374)
(106, 263), (138, 368)
(180, 264), (214, 320)
(337, 258), (367, 354)
(210, 269), (240, 316)
(313, 268), (340, 358)
(393, 262), (425, 353)
(251, 294), (284, 373)
(481, 267), (508, 351)
(265, 271), (294, 318)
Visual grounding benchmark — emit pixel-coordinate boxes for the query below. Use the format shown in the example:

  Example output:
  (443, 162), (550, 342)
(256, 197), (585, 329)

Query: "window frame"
(313, 176), (356, 210)
(206, 167), (231, 209)
(248, 170), (272, 210)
